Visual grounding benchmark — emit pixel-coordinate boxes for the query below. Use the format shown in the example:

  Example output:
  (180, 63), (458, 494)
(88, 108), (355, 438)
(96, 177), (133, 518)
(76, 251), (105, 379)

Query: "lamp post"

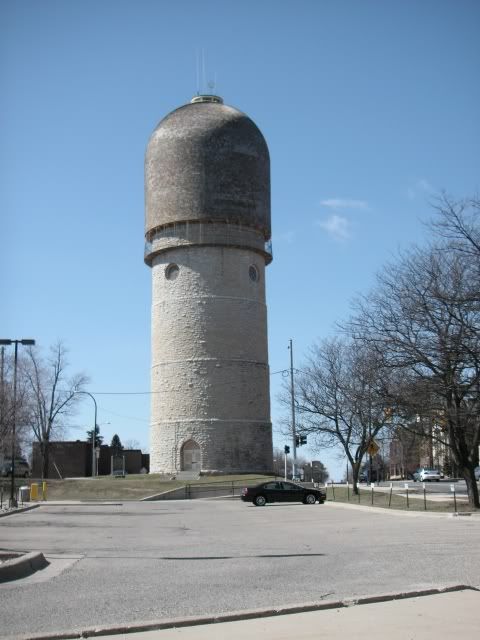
(74, 390), (98, 478)
(0, 339), (36, 507)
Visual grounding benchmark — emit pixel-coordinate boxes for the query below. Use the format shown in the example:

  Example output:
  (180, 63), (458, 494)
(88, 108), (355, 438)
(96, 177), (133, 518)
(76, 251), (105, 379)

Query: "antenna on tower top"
(207, 71), (217, 94)
(195, 50), (200, 95)
(193, 50), (220, 101)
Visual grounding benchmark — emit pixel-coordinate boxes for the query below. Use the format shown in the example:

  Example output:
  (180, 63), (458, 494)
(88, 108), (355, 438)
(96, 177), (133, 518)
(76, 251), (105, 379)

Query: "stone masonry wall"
(150, 242), (273, 473)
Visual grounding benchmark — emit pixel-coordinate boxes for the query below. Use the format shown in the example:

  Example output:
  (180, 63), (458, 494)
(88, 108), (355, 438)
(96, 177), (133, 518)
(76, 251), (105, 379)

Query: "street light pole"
(0, 339), (35, 506)
(289, 339), (297, 480)
(74, 390), (97, 478)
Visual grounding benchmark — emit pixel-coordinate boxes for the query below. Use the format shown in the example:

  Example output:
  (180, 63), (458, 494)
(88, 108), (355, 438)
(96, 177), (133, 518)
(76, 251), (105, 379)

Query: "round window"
(249, 265), (259, 282)
(165, 263), (179, 281)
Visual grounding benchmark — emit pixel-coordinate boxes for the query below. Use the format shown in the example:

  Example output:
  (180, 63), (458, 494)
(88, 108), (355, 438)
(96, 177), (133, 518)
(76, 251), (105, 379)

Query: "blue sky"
(2, 0), (479, 479)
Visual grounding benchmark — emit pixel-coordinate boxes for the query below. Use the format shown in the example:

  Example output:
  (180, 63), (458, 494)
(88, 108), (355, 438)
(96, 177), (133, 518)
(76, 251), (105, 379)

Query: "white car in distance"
(413, 468), (441, 482)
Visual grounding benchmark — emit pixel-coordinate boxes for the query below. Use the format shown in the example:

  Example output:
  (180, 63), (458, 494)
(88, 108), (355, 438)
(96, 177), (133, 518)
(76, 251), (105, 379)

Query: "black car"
(241, 481), (326, 506)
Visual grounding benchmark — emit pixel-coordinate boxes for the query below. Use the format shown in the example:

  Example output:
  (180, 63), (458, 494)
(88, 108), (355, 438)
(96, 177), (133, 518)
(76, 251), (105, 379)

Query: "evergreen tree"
(110, 434), (123, 453)
(86, 424), (103, 447)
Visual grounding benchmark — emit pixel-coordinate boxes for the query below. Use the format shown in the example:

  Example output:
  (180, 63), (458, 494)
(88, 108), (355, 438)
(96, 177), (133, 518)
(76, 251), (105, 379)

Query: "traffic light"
(295, 435), (307, 447)
(284, 445), (290, 454)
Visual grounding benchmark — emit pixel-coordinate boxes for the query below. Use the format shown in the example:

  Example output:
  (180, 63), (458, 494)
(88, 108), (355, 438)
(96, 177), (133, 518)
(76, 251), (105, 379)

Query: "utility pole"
(289, 339), (297, 480)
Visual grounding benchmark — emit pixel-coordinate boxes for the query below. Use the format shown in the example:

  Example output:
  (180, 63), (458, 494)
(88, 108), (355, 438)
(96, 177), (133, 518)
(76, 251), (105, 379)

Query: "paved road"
(1, 500), (479, 638)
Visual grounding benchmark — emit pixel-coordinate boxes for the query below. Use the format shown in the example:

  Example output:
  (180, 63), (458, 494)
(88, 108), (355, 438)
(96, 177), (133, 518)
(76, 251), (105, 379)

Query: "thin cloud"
(406, 178), (436, 200)
(317, 214), (350, 241)
(417, 178), (434, 192)
(320, 198), (369, 211)
(407, 186), (416, 200)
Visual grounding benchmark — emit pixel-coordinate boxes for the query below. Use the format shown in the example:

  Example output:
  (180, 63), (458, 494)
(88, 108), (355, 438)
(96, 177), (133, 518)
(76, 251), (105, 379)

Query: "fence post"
(451, 483), (457, 512)
(423, 483), (427, 511)
(371, 483), (374, 506)
(347, 481), (350, 501)
(388, 483), (393, 508)
(331, 481), (336, 501)
(358, 485), (361, 504)
(404, 482), (409, 509)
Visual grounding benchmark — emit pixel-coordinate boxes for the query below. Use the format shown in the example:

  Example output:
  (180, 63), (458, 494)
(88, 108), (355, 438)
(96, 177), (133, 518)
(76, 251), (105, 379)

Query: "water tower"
(144, 94), (273, 474)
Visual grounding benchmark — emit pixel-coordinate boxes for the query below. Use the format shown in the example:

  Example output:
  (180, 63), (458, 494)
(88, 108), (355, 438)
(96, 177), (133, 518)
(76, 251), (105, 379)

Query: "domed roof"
(145, 96), (271, 239)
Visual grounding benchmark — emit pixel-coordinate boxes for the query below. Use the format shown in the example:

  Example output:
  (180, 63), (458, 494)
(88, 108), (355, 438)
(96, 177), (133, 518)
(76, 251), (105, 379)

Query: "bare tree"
(287, 338), (391, 494)
(23, 342), (89, 479)
(124, 439), (141, 450)
(430, 194), (480, 261)
(348, 235), (480, 507)
(0, 347), (32, 459)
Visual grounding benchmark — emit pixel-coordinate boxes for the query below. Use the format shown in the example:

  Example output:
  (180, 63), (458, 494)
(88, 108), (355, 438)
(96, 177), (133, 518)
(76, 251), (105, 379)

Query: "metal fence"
(323, 481), (472, 513)
(151, 476), (279, 501)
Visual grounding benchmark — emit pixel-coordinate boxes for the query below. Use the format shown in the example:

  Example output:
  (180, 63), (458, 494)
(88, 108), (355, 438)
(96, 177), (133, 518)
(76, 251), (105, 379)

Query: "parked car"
(1, 458), (30, 478)
(241, 481), (326, 506)
(412, 468), (441, 482)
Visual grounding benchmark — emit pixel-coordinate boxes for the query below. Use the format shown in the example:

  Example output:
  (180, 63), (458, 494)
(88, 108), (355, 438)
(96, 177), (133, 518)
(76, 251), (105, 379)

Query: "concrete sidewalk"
(93, 589), (479, 640)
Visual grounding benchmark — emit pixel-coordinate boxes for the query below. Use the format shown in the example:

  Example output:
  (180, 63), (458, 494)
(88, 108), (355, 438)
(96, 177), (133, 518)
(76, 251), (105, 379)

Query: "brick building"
(31, 441), (149, 478)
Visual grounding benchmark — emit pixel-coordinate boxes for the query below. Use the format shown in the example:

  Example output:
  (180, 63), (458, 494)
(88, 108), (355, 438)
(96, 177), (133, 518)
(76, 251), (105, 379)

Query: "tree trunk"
(462, 466), (480, 509)
(41, 440), (50, 480)
(352, 462), (361, 495)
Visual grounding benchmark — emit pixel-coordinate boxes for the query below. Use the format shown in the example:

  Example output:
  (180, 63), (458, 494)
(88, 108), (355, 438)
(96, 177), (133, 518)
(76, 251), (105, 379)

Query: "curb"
(8, 584), (478, 639)
(323, 500), (480, 518)
(0, 504), (40, 518)
(0, 551), (49, 583)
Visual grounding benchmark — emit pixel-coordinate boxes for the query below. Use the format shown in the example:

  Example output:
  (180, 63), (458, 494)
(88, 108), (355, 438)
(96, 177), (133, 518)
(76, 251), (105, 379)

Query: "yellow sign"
(367, 441), (380, 456)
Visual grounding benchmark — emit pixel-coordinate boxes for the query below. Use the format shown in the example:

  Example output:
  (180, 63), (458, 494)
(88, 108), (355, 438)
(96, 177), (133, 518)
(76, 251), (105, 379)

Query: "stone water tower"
(144, 94), (273, 474)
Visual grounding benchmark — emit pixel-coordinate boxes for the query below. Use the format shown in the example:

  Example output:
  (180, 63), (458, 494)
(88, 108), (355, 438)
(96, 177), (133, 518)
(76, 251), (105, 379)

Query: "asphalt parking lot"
(1, 499), (479, 638)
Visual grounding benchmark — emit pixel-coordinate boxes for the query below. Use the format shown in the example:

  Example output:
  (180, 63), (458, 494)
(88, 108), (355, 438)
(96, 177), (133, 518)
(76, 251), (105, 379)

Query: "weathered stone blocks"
(145, 97), (273, 474)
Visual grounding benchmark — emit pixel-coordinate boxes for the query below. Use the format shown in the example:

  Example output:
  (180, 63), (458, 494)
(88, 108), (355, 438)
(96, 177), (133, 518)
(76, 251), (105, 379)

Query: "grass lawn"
(1, 474), (276, 501)
(325, 485), (474, 513)
(3, 476), (474, 511)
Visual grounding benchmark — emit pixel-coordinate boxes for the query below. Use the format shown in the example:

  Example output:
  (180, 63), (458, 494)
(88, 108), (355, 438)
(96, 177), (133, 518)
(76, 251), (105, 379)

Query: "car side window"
(281, 482), (302, 491)
(264, 482), (278, 490)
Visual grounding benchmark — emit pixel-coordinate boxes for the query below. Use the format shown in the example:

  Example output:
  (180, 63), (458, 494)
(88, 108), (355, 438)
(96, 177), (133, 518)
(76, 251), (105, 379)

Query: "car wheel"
(304, 493), (316, 505)
(254, 495), (267, 507)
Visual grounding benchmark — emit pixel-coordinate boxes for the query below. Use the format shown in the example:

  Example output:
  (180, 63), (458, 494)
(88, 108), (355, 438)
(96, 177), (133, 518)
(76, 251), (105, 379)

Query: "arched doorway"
(181, 440), (202, 471)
